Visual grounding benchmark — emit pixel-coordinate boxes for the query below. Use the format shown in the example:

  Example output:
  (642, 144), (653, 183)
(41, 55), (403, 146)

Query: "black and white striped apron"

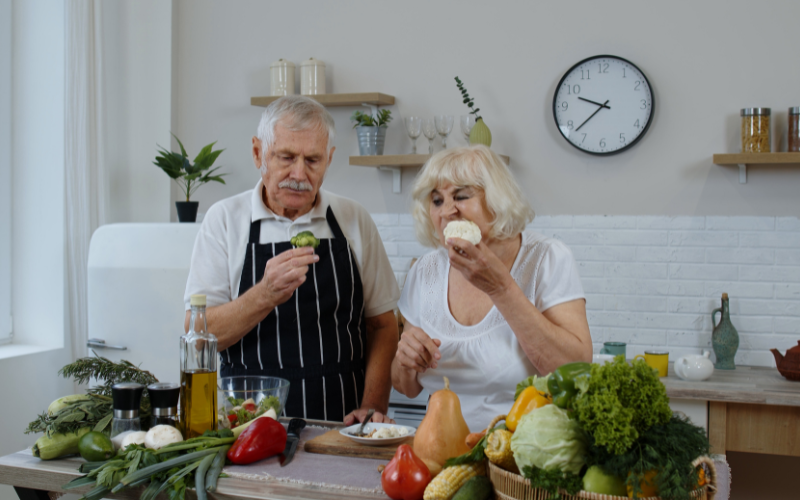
(221, 206), (367, 421)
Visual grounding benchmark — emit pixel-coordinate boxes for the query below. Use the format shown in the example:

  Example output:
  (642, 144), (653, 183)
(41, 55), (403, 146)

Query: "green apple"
(582, 465), (627, 496)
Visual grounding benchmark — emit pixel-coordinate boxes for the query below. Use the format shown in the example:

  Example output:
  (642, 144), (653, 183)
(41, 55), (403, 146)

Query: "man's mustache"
(279, 179), (313, 191)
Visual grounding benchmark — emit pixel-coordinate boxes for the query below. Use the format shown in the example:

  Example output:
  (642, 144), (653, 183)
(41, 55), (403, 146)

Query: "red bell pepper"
(381, 444), (431, 500)
(227, 417), (287, 465)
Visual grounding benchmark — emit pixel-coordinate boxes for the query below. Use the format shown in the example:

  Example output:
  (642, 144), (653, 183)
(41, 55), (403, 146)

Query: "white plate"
(339, 422), (416, 446)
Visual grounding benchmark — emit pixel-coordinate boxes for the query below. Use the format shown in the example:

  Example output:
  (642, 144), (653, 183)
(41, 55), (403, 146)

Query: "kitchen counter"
(659, 364), (800, 457)
(661, 364), (800, 407)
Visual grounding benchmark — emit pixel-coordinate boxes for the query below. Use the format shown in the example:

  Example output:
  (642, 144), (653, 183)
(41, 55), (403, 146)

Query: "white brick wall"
(371, 214), (800, 368)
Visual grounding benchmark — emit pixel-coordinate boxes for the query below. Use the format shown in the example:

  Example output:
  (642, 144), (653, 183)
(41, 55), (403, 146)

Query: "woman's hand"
(395, 324), (442, 374)
(446, 237), (515, 297)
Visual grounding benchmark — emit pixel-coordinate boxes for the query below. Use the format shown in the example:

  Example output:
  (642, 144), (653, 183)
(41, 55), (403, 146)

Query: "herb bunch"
(59, 351), (159, 396)
(26, 351), (159, 437)
(454, 77), (481, 119)
(522, 466), (583, 500)
(585, 415), (710, 500)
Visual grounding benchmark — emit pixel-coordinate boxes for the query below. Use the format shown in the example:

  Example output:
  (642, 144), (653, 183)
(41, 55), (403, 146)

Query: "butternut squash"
(413, 377), (471, 467)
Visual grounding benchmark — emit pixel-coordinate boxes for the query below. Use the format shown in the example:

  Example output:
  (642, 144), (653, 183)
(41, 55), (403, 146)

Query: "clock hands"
(575, 99), (610, 132)
(578, 97), (611, 110)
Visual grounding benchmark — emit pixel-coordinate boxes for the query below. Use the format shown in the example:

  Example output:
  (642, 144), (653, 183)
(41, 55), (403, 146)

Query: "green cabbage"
(510, 404), (587, 475)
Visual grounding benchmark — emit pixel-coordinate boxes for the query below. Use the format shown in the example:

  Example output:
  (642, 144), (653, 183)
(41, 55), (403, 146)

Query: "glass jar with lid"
(741, 108), (771, 152)
(789, 107), (799, 153)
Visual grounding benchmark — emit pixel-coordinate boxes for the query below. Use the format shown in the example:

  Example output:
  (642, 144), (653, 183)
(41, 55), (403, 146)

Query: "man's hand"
(260, 247), (319, 307)
(344, 408), (395, 426)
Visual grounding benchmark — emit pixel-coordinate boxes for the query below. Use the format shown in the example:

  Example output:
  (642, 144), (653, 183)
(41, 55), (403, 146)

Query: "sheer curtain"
(65, 0), (106, 362)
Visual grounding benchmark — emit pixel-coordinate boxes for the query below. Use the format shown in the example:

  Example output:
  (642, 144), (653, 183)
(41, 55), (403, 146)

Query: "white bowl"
(592, 353), (615, 364)
(339, 423), (416, 446)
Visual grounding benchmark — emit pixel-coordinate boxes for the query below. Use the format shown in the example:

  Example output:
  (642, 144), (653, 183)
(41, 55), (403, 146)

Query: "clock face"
(553, 55), (654, 155)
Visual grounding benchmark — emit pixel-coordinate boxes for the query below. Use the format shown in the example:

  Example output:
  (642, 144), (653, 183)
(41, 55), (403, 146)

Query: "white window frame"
(0, 0), (12, 345)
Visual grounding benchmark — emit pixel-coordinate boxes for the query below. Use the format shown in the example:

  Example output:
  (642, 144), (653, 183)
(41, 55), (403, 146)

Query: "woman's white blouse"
(398, 230), (585, 432)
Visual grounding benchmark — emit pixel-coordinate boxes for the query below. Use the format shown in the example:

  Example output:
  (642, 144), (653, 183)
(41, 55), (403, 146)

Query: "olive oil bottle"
(180, 294), (218, 438)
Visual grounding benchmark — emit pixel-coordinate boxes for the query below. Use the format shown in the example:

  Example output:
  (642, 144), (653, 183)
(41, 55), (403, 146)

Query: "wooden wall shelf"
(713, 152), (800, 184)
(350, 154), (511, 193)
(251, 93), (395, 108)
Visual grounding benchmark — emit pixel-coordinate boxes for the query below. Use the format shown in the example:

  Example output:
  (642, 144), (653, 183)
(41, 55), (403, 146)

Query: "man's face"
(252, 122), (334, 220)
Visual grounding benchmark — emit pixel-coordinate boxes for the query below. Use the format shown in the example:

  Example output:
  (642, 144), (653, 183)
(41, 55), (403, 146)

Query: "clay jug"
(712, 293), (739, 370)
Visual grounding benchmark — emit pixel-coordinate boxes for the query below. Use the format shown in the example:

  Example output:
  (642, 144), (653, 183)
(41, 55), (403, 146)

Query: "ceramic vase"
(469, 118), (492, 147)
(712, 293), (739, 370)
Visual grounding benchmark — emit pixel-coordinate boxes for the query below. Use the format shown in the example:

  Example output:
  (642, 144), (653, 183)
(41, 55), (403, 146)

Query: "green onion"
(194, 452), (217, 500)
(111, 448), (218, 491)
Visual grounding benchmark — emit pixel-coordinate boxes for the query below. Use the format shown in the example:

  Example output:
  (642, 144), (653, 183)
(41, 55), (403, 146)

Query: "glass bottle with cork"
(180, 294), (218, 438)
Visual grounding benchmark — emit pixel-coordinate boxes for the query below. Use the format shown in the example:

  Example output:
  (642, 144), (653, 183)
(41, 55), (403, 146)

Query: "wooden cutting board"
(304, 429), (414, 460)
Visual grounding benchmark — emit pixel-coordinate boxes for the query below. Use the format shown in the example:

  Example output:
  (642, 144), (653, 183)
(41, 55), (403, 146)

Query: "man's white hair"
(256, 95), (336, 156)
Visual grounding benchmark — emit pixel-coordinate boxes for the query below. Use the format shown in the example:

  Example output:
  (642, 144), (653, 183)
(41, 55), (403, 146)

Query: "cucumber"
(453, 475), (493, 500)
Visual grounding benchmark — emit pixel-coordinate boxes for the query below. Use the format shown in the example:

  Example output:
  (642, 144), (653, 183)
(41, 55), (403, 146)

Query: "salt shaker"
(300, 58), (326, 95)
(270, 59), (295, 96)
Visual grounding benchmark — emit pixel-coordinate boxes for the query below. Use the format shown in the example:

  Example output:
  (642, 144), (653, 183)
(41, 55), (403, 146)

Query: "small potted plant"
(153, 134), (227, 222)
(351, 109), (393, 155)
(455, 76), (491, 147)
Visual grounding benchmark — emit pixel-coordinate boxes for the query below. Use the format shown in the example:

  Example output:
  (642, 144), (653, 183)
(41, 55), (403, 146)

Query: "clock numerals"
(554, 55), (653, 155)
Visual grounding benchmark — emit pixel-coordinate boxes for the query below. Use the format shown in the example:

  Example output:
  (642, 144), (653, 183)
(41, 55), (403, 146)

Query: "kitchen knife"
(279, 418), (306, 467)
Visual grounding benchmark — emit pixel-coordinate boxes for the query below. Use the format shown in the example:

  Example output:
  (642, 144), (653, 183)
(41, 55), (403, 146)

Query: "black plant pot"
(175, 201), (199, 223)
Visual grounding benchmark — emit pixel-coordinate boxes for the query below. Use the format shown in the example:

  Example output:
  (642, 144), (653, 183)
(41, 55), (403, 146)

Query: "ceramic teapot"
(674, 350), (715, 381)
(770, 341), (800, 381)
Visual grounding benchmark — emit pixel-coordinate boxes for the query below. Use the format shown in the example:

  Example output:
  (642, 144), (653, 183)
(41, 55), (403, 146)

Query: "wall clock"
(553, 55), (654, 155)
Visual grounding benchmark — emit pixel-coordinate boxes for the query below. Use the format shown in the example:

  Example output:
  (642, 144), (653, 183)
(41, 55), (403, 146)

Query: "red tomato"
(381, 444), (431, 500)
(227, 414), (238, 425)
(243, 402), (257, 412)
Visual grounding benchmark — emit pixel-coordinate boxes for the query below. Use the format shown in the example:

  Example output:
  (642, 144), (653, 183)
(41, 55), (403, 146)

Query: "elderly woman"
(391, 145), (592, 431)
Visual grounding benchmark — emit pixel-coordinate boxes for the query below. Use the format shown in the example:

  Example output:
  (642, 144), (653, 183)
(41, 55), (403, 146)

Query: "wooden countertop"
(662, 364), (800, 407)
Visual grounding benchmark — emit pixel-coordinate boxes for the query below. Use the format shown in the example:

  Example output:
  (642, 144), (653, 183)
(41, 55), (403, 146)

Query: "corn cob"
(484, 429), (518, 473)
(423, 461), (485, 500)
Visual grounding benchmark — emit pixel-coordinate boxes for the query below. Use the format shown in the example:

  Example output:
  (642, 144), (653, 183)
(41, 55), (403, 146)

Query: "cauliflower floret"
(443, 220), (482, 245)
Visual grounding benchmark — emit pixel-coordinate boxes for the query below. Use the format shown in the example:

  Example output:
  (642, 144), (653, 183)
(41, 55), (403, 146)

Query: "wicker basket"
(487, 458), (717, 500)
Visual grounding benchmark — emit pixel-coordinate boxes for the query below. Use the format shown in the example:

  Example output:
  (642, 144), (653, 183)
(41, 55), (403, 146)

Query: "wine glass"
(435, 115), (454, 149)
(460, 115), (476, 144)
(404, 117), (422, 154)
(421, 118), (437, 155)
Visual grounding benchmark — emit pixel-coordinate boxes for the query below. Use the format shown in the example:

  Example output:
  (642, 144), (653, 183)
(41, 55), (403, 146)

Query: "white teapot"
(674, 350), (714, 381)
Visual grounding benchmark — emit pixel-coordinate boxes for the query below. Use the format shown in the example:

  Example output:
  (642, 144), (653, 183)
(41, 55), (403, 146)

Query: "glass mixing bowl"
(217, 376), (290, 427)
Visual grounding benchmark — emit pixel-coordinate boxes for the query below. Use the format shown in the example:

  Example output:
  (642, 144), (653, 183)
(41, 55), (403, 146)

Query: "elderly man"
(184, 95), (399, 425)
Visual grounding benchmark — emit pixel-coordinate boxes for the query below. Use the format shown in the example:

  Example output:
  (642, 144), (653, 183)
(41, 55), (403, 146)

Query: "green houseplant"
(351, 109), (392, 155)
(455, 76), (491, 147)
(153, 134), (227, 222)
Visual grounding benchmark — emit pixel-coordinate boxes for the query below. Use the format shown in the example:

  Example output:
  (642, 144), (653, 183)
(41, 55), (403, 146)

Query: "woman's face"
(429, 183), (493, 246)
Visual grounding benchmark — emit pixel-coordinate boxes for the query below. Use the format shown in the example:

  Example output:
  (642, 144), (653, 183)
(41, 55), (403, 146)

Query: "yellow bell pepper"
(506, 386), (550, 432)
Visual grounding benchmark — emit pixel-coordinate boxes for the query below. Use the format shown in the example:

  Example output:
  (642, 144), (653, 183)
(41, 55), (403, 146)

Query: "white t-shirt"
(184, 180), (399, 318)
(397, 230), (585, 432)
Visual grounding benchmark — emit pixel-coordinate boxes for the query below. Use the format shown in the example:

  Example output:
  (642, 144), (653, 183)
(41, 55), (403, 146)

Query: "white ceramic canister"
(300, 57), (326, 95)
(270, 59), (295, 96)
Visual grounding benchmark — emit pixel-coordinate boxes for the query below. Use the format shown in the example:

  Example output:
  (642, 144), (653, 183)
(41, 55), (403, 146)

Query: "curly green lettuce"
(573, 355), (672, 455)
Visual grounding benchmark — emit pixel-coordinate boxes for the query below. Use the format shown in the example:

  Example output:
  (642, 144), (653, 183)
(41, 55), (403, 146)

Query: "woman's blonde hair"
(411, 145), (534, 248)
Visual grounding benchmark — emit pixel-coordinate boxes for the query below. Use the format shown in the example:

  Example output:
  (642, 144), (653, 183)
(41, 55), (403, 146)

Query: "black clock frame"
(552, 54), (655, 156)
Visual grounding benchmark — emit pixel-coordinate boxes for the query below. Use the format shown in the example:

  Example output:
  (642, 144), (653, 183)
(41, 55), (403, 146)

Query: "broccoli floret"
(291, 231), (320, 248)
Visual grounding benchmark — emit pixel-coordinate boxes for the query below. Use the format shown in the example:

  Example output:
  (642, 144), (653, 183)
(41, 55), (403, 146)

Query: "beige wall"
(172, 0), (800, 218)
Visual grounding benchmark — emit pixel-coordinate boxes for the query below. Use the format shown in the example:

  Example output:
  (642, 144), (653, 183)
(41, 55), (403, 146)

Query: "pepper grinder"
(110, 382), (144, 447)
(147, 382), (181, 430)
(712, 293), (739, 370)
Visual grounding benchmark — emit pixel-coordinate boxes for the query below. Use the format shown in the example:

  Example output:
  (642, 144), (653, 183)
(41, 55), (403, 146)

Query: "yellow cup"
(633, 351), (669, 377)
